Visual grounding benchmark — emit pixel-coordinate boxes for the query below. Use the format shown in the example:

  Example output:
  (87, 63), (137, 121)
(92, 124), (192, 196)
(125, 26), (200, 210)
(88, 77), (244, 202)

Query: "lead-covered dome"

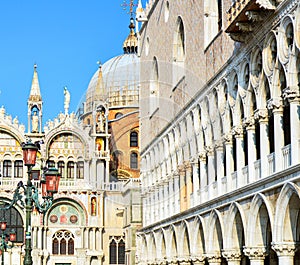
(77, 19), (139, 116)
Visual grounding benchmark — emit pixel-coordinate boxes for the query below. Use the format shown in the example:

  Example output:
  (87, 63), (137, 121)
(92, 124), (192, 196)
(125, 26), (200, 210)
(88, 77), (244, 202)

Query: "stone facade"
(0, 21), (142, 264)
(138, 0), (300, 265)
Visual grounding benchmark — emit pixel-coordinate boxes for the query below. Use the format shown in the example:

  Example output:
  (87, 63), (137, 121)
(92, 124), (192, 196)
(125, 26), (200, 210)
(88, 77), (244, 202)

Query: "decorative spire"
(95, 61), (106, 100)
(123, 18), (138, 54)
(29, 64), (42, 102)
(136, 0), (147, 23)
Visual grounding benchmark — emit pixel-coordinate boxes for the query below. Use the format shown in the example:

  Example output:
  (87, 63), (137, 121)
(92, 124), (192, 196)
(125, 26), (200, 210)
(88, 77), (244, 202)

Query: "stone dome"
(86, 53), (139, 110)
(76, 20), (140, 117)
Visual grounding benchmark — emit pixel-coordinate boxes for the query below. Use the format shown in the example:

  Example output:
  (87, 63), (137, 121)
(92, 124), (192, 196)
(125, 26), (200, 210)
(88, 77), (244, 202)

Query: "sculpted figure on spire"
(64, 86), (70, 114)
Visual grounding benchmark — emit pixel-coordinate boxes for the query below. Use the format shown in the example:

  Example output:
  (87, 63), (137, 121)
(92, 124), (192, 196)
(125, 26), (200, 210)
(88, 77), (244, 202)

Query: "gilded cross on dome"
(121, 0), (137, 18)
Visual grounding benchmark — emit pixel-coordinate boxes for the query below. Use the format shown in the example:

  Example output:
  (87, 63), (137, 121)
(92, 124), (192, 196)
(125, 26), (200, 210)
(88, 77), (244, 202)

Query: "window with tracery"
(58, 161), (65, 178)
(130, 131), (138, 147)
(3, 160), (12, 178)
(14, 160), (23, 178)
(109, 236), (125, 265)
(77, 161), (84, 179)
(67, 161), (74, 179)
(52, 230), (75, 255)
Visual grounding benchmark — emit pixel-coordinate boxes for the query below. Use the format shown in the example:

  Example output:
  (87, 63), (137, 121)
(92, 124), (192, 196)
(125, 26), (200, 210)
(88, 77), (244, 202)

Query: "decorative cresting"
(226, 0), (280, 42)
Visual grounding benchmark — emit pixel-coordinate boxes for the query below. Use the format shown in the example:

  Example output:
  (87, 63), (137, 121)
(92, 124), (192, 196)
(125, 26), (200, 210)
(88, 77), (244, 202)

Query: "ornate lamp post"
(0, 219), (15, 265)
(0, 140), (60, 265)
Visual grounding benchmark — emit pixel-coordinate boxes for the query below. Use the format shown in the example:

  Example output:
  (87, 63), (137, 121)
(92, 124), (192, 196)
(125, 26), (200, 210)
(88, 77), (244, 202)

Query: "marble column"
(184, 161), (192, 209)
(254, 109), (269, 178)
(223, 133), (234, 181)
(244, 246), (267, 265)
(191, 158), (200, 206)
(215, 141), (224, 195)
(168, 174), (174, 215)
(244, 116), (256, 183)
(178, 165), (187, 212)
(272, 242), (297, 265)
(283, 91), (299, 166)
(233, 125), (245, 186)
(267, 97), (284, 171)
(174, 171), (180, 213)
(198, 151), (207, 203)
(206, 146), (215, 186)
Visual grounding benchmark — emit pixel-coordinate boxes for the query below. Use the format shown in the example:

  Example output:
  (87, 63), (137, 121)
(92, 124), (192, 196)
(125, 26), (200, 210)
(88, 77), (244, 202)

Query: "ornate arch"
(246, 193), (274, 246)
(224, 202), (247, 250)
(273, 182), (300, 242)
(207, 209), (224, 255)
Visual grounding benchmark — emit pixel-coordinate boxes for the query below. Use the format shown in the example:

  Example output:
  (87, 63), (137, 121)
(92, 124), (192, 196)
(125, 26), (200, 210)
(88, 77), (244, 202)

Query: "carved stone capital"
(223, 133), (233, 144)
(184, 161), (192, 171)
(215, 140), (224, 151)
(232, 125), (244, 137)
(222, 250), (242, 261)
(254, 109), (268, 122)
(190, 255), (205, 264)
(267, 97), (283, 111)
(282, 87), (299, 102)
(243, 116), (255, 130)
(272, 242), (298, 256)
(198, 152), (207, 162)
(178, 165), (186, 176)
(205, 145), (214, 156)
(243, 246), (268, 260)
(206, 254), (221, 263)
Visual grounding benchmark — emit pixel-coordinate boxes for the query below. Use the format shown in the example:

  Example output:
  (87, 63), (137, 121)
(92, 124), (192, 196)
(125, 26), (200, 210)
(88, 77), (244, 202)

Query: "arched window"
(130, 152), (138, 169)
(204, 0), (222, 48)
(110, 239), (117, 264)
(52, 230), (75, 255)
(58, 161), (65, 178)
(3, 160), (12, 178)
(77, 161), (84, 179)
(0, 204), (24, 243)
(47, 160), (55, 168)
(118, 239), (125, 264)
(173, 17), (185, 86)
(67, 161), (75, 179)
(14, 160), (23, 178)
(109, 237), (125, 265)
(130, 131), (138, 147)
(150, 57), (159, 115)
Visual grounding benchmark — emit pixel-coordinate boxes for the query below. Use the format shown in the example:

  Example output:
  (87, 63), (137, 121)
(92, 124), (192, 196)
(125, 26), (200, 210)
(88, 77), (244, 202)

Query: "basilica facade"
(137, 1), (300, 265)
(0, 18), (141, 265)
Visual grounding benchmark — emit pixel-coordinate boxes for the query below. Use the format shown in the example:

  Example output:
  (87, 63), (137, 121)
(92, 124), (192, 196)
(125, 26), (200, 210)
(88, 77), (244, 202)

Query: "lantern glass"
(41, 182), (48, 197)
(9, 229), (16, 242)
(45, 168), (61, 194)
(0, 220), (7, 231)
(22, 142), (38, 166)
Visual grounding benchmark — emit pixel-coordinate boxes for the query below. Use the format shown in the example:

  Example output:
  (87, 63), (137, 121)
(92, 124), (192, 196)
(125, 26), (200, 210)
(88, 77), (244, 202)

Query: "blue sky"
(0, 1), (144, 127)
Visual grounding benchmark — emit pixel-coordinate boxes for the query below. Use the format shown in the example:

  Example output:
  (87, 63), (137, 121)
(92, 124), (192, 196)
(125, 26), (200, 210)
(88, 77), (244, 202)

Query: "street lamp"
(0, 219), (16, 265)
(0, 140), (61, 265)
